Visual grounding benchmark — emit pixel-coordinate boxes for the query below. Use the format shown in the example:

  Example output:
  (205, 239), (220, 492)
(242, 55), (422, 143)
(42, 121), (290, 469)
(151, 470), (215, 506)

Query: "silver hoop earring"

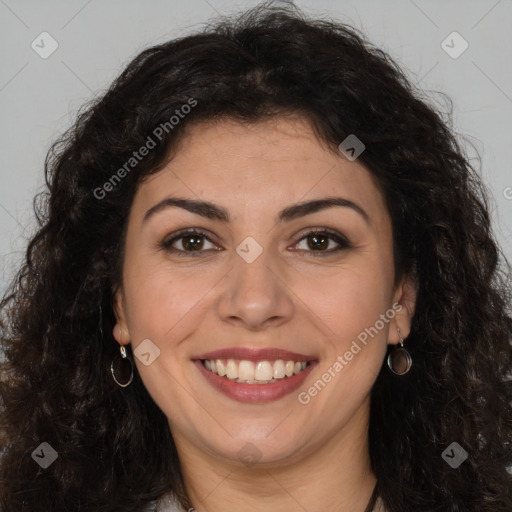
(111, 345), (134, 387)
(387, 327), (412, 375)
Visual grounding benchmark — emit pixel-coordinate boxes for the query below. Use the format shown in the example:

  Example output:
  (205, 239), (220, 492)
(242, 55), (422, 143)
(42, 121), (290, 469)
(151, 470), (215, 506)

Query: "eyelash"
(159, 227), (352, 258)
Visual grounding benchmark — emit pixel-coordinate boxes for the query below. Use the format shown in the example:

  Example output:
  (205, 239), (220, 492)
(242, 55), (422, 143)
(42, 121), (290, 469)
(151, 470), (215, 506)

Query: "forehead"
(133, 116), (388, 226)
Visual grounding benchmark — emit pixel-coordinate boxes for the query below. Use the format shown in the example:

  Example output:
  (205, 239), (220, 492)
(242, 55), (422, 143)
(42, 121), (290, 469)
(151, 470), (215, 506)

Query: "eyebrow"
(142, 196), (370, 225)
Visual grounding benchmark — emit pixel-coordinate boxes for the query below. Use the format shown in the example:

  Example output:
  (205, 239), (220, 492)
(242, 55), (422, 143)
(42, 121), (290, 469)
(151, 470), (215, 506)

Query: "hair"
(1, 1), (511, 511)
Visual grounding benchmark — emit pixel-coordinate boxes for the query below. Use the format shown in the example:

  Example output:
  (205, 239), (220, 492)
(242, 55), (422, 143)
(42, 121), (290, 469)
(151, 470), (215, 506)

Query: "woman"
(1, 2), (511, 511)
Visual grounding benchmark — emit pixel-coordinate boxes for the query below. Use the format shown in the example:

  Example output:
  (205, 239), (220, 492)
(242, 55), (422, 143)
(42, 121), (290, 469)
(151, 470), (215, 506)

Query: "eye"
(159, 228), (219, 257)
(292, 228), (351, 256)
(159, 227), (352, 257)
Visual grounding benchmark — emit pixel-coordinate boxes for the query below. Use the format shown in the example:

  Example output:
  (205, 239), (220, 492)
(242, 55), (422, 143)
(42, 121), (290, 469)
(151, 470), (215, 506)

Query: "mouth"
(193, 348), (318, 403)
(201, 358), (311, 384)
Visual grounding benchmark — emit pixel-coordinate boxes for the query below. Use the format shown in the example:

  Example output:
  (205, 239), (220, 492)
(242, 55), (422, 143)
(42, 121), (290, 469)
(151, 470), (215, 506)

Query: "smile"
(202, 359), (310, 384)
(193, 347), (318, 403)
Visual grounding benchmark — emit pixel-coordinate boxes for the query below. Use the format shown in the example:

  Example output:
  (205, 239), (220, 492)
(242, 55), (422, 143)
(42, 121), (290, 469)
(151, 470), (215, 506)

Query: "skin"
(113, 115), (416, 512)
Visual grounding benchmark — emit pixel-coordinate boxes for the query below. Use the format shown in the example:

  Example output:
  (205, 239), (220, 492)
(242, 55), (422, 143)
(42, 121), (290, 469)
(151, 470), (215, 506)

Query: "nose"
(216, 240), (295, 331)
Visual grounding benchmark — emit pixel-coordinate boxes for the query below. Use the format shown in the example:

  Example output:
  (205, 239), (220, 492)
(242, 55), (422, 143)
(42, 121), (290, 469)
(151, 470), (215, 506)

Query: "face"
(113, 116), (415, 468)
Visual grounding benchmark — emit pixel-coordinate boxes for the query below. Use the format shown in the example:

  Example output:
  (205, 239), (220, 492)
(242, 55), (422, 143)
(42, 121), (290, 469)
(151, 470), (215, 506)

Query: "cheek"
(123, 264), (198, 413)
(305, 264), (390, 340)
(302, 272), (390, 405)
(302, 264), (391, 405)
(122, 257), (198, 340)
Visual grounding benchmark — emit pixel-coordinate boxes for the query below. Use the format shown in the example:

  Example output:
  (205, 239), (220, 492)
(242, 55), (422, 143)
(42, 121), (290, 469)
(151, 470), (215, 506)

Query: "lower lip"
(194, 360), (317, 403)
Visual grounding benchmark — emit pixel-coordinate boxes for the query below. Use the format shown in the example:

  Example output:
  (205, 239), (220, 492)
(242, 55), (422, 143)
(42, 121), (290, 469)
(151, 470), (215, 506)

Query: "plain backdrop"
(0, 0), (511, 295)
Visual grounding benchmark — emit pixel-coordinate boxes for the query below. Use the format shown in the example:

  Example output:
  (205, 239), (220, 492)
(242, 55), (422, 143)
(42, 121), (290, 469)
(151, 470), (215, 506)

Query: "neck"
(172, 398), (377, 512)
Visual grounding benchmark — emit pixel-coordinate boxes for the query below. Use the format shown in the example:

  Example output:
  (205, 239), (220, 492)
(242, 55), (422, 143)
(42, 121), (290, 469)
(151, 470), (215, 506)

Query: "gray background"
(1, 0), (511, 295)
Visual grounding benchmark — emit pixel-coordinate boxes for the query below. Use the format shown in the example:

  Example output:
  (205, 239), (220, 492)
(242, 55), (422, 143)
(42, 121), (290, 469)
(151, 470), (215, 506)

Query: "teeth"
(273, 360), (285, 379)
(202, 358), (310, 383)
(217, 360), (226, 377)
(226, 360), (238, 380)
(238, 360), (255, 380)
(255, 361), (273, 381)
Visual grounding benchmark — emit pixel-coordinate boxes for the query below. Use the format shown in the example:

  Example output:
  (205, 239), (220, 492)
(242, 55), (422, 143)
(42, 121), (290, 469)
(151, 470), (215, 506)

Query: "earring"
(387, 327), (412, 375)
(111, 345), (134, 387)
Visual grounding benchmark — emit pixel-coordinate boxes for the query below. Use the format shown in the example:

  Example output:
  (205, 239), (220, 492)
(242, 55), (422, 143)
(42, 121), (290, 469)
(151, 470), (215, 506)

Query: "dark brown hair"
(1, 2), (511, 511)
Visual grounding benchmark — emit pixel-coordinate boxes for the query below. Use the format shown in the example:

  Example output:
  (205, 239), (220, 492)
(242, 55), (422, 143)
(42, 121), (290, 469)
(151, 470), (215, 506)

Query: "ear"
(111, 286), (131, 346)
(388, 274), (417, 345)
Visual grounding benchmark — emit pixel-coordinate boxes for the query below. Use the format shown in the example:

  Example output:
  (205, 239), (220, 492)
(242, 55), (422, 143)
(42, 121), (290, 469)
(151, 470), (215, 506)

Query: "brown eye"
(303, 233), (330, 251)
(293, 229), (351, 255)
(179, 234), (205, 251)
(160, 229), (218, 256)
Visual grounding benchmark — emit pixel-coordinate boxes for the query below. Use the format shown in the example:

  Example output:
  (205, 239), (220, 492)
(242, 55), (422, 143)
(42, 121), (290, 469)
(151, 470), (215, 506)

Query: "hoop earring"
(111, 345), (134, 387)
(387, 327), (412, 375)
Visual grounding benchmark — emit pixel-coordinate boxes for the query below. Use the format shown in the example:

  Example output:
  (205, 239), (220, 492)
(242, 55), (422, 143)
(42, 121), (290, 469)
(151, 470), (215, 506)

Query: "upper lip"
(194, 347), (317, 362)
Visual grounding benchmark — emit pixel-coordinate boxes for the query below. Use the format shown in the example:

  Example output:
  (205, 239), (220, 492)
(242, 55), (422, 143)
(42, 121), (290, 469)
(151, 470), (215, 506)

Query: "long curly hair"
(1, 2), (511, 511)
